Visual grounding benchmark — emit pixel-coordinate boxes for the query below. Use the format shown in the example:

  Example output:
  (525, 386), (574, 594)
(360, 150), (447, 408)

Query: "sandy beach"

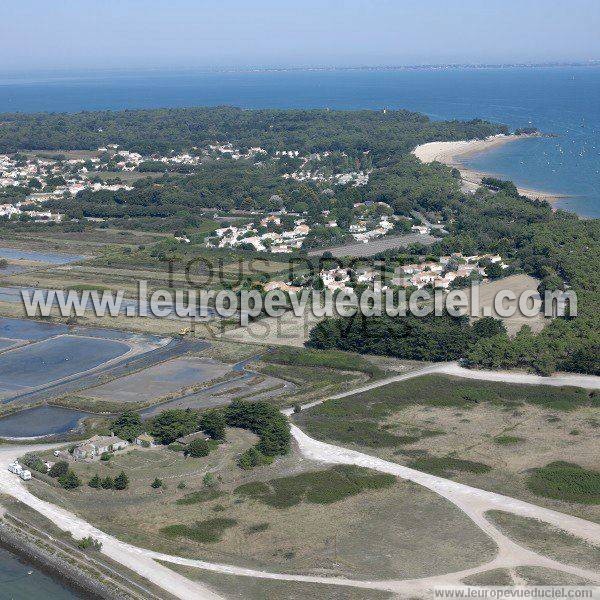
(412, 134), (565, 203)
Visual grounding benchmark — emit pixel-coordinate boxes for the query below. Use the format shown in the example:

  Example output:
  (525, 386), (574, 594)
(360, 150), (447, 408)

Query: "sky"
(2, 0), (600, 72)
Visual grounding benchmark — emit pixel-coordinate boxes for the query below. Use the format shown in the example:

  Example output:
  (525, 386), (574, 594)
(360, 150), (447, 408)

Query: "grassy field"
(463, 566), (594, 585)
(25, 429), (497, 580)
(234, 465), (396, 508)
(160, 563), (394, 600)
(264, 347), (385, 379)
(467, 274), (547, 335)
(514, 567), (595, 586)
(462, 569), (515, 586)
(294, 375), (600, 521)
(487, 511), (600, 572)
(251, 347), (414, 409)
(0, 227), (167, 253)
(199, 341), (268, 364)
(256, 362), (368, 410)
(294, 374), (595, 448)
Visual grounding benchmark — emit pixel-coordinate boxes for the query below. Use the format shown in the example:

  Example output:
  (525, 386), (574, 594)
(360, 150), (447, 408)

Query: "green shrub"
(185, 438), (210, 458)
(198, 409), (226, 440)
(235, 465), (395, 508)
(48, 461), (69, 478)
(265, 347), (383, 379)
(111, 410), (143, 442)
(202, 473), (216, 487)
(77, 536), (102, 551)
(151, 477), (163, 489)
(59, 470), (82, 490)
(226, 400), (290, 456)
(527, 462), (600, 504)
(408, 456), (491, 478)
(150, 409), (198, 445)
(237, 447), (273, 470)
(101, 476), (114, 489)
(161, 518), (237, 543)
(88, 474), (101, 489)
(22, 453), (47, 474)
(167, 442), (185, 453)
(114, 471), (129, 490)
(493, 435), (524, 445)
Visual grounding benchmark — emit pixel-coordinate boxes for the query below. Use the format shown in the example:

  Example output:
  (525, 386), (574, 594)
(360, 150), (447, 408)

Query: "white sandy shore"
(412, 135), (565, 203)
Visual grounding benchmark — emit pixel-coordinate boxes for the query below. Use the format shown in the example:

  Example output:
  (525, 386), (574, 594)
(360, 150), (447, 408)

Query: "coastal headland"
(412, 134), (566, 204)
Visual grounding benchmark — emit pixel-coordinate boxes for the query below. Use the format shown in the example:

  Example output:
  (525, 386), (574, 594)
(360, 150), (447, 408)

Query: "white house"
(74, 435), (129, 460)
(135, 433), (157, 447)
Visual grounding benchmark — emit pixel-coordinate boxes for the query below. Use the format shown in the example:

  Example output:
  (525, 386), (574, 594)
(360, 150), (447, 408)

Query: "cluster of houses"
(262, 253), (507, 296)
(0, 151), (135, 222)
(206, 203), (426, 254)
(0, 141), (271, 224)
(392, 253), (507, 289)
(72, 435), (131, 460)
(67, 430), (207, 462)
(207, 143), (268, 161)
(349, 215), (395, 242)
(0, 200), (64, 223)
(6, 428), (213, 484)
(282, 169), (369, 186)
(280, 150), (371, 187)
(207, 216), (311, 254)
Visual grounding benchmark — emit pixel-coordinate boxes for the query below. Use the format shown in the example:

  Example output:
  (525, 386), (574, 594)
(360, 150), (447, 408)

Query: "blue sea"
(0, 66), (599, 216)
(0, 546), (79, 599)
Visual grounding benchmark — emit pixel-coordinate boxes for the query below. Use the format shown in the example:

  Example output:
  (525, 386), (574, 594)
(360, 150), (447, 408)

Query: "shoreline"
(412, 134), (567, 204)
(0, 524), (104, 599)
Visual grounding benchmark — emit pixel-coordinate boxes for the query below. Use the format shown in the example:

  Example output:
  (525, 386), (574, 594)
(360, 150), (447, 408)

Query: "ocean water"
(0, 546), (79, 599)
(0, 66), (599, 216)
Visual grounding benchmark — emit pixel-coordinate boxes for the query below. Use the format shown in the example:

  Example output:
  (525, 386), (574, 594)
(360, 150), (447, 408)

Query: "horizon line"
(1, 59), (600, 77)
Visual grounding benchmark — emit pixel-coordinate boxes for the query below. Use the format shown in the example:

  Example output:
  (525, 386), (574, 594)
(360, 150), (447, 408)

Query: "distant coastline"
(2, 60), (599, 78)
(412, 135), (567, 204)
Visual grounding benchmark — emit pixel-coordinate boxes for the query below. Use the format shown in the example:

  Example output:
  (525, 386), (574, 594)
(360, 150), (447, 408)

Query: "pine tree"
(88, 474), (101, 489)
(114, 471), (129, 490)
(59, 470), (81, 490)
(101, 476), (114, 490)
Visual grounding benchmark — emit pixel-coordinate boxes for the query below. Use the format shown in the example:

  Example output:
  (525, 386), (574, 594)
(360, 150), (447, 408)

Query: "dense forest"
(0, 106), (506, 157)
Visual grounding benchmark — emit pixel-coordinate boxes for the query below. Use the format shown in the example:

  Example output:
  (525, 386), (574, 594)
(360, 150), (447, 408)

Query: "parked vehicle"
(8, 462), (22, 475)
